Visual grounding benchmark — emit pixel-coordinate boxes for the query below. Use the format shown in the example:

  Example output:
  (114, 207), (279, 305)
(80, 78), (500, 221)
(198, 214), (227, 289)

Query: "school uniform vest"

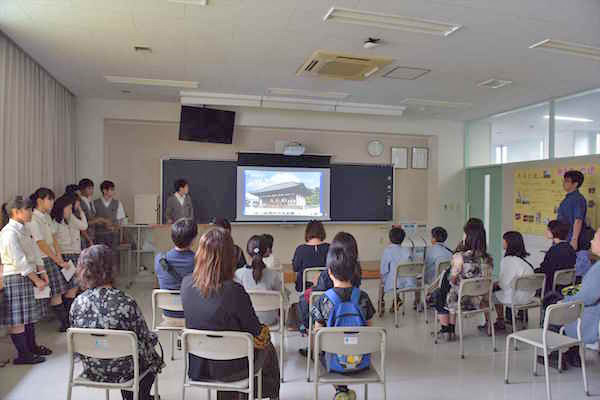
(166, 193), (194, 222)
(93, 199), (119, 234)
(80, 199), (96, 220)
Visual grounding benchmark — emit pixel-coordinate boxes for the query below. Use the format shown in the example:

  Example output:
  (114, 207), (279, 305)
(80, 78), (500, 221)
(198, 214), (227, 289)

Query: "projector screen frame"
(236, 166), (331, 222)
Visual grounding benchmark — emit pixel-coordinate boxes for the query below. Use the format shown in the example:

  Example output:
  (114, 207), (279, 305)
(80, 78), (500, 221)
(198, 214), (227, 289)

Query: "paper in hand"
(34, 285), (51, 299)
(61, 260), (76, 282)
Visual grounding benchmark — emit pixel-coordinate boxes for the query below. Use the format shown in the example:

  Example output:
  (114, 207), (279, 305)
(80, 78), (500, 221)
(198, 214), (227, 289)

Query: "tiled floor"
(0, 271), (598, 400)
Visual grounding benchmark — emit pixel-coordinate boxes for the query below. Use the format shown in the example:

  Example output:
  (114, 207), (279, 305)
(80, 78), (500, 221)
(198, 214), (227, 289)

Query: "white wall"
(466, 120), (491, 167)
(76, 97), (465, 246)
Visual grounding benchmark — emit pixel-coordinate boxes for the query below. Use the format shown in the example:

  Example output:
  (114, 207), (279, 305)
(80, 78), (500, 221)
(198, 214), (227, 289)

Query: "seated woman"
(433, 218), (493, 340)
(211, 217), (246, 270)
(70, 245), (163, 400)
(181, 227), (280, 400)
(535, 220), (576, 295)
(235, 235), (283, 326)
(292, 220), (330, 293)
(484, 231), (535, 331)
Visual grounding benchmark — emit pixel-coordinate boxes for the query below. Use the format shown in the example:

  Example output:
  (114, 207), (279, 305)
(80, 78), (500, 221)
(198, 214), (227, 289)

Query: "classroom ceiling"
(1, 0), (600, 121)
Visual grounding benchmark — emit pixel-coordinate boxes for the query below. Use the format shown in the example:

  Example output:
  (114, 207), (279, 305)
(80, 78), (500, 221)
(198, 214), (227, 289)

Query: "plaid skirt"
(0, 274), (42, 325)
(43, 257), (69, 296)
(62, 253), (80, 289)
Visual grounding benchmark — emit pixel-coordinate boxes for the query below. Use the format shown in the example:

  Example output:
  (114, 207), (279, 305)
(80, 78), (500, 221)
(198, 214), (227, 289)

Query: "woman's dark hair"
(50, 195), (74, 223)
(174, 179), (188, 193)
(192, 227), (235, 296)
(171, 218), (198, 248)
(331, 231), (361, 286)
(503, 231), (529, 258)
(76, 245), (115, 289)
(30, 188), (55, 207)
(431, 226), (448, 243)
(1, 196), (33, 228)
(564, 170), (584, 188)
(69, 193), (82, 219)
(100, 180), (115, 193)
(327, 246), (355, 282)
(211, 217), (231, 232)
(389, 227), (405, 245)
(547, 220), (570, 240)
(65, 184), (79, 195)
(460, 217), (488, 257)
(247, 235), (268, 283)
(305, 220), (326, 242)
(78, 178), (94, 191)
(262, 233), (274, 250)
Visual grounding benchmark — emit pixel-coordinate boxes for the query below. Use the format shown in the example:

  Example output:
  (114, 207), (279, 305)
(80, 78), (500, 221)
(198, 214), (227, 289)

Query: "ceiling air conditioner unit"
(297, 50), (392, 81)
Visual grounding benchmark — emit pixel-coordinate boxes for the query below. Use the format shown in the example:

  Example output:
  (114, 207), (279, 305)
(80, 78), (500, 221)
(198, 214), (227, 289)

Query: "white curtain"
(0, 31), (76, 202)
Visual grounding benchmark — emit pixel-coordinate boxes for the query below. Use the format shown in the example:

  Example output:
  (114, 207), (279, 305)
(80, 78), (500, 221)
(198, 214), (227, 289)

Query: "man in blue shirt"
(155, 218), (198, 321)
(424, 226), (453, 284)
(557, 170), (591, 277)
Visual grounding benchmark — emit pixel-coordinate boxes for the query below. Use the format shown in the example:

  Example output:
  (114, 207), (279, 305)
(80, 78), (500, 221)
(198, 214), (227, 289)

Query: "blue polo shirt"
(557, 190), (587, 241)
(155, 248), (195, 317)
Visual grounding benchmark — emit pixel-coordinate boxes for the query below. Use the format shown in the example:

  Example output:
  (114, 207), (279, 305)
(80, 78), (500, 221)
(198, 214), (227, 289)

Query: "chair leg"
(580, 343), (589, 395)
(364, 383), (368, 400)
(133, 389), (139, 400)
(504, 336), (511, 384)
(382, 381), (387, 400)
(207, 389), (211, 400)
(558, 349), (563, 373)
(424, 288), (429, 324)
(543, 349), (552, 400)
(106, 389), (110, 400)
(280, 331), (284, 383)
(314, 379), (319, 400)
(377, 285), (382, 317)
(394, 290), (398, 328)
(257, 368), (263, 400)
(402, 293), (406, 317)
(170, 332), (175, 361)
(154, 372), (160, 400)
(512, 308), (519, 351)
(490, 310), (496, 352)
(458, 313), (464, 359)
(306, 326), (312, 382)
(533, 346), (538, 376)
(433, 311), (438, 344)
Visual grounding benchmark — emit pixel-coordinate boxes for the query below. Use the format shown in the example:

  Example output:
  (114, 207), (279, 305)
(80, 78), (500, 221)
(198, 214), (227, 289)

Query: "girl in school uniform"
(1, 196), (52, 364)
(51, 194), (87, 313)
(28, 188), (70, 332)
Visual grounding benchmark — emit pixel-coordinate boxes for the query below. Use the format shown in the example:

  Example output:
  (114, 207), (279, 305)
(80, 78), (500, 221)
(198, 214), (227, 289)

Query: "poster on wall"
(513, 164), (598, 235)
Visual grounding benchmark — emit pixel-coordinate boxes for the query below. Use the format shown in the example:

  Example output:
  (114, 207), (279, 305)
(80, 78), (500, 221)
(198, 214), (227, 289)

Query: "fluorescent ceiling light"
(543, 115), (593, 122)
(167, 0), (207, 5)
(266, 88), (350, 100)
(335, 102), (405, 116)
(105, 76), (199, 89)
(477, 78), (513, 89)
(180, 91), (261, 107)
(399, 98), (472, 108)
(261, 96), (336, 112)
(323, 7), (462, 37)
(530, 39), (600, 61)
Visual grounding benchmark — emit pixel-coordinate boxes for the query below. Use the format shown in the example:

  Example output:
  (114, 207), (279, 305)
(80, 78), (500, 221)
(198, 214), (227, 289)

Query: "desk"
(281, 260), (381, 284)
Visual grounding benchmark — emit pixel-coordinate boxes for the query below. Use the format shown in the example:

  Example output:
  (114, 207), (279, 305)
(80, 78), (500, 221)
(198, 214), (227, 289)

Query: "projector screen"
(236, 166), (331, 222)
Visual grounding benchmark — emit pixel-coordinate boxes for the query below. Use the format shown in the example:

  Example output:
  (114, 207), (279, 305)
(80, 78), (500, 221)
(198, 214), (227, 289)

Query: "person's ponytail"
(1, 203), (9, 228)
(247, 234), (268, 283)
(252, 253), (266, 283)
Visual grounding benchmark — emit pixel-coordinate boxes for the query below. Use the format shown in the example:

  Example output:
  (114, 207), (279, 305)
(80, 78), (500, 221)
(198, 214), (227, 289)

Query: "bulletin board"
(513, 164), (599, 235)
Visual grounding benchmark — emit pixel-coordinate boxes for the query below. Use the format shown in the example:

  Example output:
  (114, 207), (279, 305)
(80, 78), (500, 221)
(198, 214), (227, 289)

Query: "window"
(495, 145), (508, 164)
(554, 90), (600, 158)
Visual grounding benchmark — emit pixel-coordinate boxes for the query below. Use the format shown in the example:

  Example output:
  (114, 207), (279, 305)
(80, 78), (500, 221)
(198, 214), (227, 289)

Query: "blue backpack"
(324, 287), (371, 373)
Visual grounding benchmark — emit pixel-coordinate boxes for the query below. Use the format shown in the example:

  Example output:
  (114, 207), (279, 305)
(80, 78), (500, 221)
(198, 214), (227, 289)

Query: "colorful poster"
(513, 164), (598, 235)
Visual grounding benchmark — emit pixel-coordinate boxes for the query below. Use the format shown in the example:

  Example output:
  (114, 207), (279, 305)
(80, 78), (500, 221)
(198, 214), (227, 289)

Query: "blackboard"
(161, 159), (237, 223)
(162, 159), (393, 223)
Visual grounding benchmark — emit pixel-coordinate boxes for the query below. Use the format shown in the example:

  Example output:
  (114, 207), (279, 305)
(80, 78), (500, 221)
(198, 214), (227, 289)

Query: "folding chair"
(151, 289), (184, 361)
(393, 263), (426, 328)
(552, 268), (576, 292)
(66, 328), (159, 400)
(247, 290), (286, 383)
(456, 277), (496, 358)
(303, 267), (328, 293)
(313, 327), (386, 400)
(424, 261), (450, 324)
(182, 329), (262, 400)
(509, 274), (546, 349)
(505, 301), (588, 400)
(306, 290), (325, 382)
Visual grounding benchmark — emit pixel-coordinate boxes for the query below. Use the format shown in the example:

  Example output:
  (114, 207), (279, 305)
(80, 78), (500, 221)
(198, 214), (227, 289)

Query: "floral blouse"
(70, 287), (164, 383)
(445, 251), (492, 313)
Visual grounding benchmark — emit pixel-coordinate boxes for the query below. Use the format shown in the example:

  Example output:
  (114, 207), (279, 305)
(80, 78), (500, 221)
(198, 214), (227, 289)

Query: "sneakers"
(13, 353), (45, 365)
(31, 345), (53, 356)
(334, 389), (356, 400)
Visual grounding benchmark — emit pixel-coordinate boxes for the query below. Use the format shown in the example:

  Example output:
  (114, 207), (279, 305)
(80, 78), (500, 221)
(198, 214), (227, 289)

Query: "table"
(280, 260), (381, 284)
(120, 224), (161, 284)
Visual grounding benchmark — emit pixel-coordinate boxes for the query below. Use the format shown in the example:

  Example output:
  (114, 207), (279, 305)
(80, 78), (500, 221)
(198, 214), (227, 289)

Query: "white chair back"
(67, 328), (137, 360)
(182, 330), (253, 361)
(553, 269), (576, 290)
(317, 327), (384, 356)
(303, 267), (328, 292)
(395, 263), (424, 278)
(459, 277), (493, 297)
(514, 273), (546, 293)
(544, 301), (584, 328)
(151, 289), (183, 330)
(436, 261), (450, 279)
(247, 290), (282, 313)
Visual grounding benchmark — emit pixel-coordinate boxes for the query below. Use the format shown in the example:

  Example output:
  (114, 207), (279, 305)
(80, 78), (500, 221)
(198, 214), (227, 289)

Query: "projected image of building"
(250, 182), (313, 208)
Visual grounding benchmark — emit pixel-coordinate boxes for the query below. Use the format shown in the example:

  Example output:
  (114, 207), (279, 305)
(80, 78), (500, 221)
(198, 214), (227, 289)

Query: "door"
(466, 166), (503, 275)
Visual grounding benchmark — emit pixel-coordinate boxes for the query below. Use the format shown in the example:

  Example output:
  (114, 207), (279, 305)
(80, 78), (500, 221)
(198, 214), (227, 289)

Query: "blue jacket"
(564, 261), (600, 344)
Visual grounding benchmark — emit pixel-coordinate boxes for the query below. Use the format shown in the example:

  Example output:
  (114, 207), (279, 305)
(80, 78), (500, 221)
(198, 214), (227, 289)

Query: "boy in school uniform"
(165, 179), (194, 224)
(93, 180), (127, 251)
(78, 178), (101, 248)
(379, 227), (414, 315)
(424, 227), (453, 284)
(311, 244), (375, 400)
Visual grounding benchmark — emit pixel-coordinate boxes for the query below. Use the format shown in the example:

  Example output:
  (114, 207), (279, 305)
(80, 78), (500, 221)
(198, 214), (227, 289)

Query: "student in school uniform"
(165, 179), (194, 224)
(1, 196), (52, 364)
(64, 184), (80, 196)
(28, 188), (71, 332)
(78, 178), (98, 248)
(379, 227), (414, 315)
(93, 180), (127, 251)
(424, 226), (453, 284)
(535, 220), (577, 294)
(51, 194), (87, 313)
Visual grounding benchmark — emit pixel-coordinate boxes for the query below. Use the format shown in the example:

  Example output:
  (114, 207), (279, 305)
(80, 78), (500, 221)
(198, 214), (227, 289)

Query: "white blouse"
(0, 219), (44, 276)
(54, 213), (88, 254)
(495, 256), (536, 305)
(27, 209), (56, 248)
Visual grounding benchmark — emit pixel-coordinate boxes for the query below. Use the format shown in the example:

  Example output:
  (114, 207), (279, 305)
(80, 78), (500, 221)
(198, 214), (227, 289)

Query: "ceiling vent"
(297, 50), (392, 81)
(167, 0), (207, 5)
(383, 66), (430, 80)
(477, 78), (513, 89)
(266, 88), (350, 100)
(399, 98), (472, 109)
